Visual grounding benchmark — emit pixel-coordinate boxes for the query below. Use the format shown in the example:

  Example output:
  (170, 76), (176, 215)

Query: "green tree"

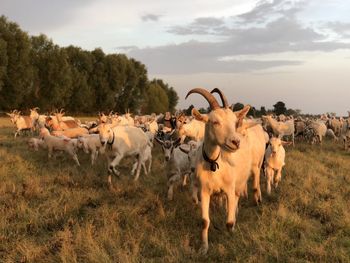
(65, 46), (95, 113)
(145, 83), (169, 113)
(0, 38), (7, 93)
(0, 16), (33, 110)
(90, 48), (114, 112)
(232, 102), (244, 111)
(273, 101), (287, 115)
(150, 79), (178, 113)
(30, 34), (72, 111)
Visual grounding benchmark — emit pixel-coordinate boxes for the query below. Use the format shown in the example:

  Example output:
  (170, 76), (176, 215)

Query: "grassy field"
(0, 117), (349, 262)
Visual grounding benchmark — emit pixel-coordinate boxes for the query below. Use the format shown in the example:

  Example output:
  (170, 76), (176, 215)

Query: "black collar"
(107, 130), (115, 148)
(202, 144), (220, 172)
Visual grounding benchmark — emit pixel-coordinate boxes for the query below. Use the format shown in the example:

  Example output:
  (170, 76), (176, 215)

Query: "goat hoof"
(198, 245), (208, 255)
(226, 222), (235, 232)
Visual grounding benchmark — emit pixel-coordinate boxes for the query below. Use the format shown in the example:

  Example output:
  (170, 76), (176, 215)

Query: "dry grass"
(0, 117), (349, 262)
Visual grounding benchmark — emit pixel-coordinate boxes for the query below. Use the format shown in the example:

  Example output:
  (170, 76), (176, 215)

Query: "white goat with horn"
(187, 88), (266, 254)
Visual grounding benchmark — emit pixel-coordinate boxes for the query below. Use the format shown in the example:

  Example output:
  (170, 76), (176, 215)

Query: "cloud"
(236, 0), (304, 24)
(141, 14), (161, 22)
(128, 16), (350, 74)
(1, 0), (96, 33)
(168, 17), (225, 35)
(326, 21), (350, 37)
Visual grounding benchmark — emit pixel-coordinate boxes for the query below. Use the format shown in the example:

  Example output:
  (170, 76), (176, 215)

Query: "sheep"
(97, 123), (149, 183)
(39, 128), (80, 166)
(6, 110), (34, 138)
(264, 137), (291, 195)
(186, 88), (266, 254)
(51, 127), (89, 138)
(77, 134), (104, 165)
(262, 115), (295, 146)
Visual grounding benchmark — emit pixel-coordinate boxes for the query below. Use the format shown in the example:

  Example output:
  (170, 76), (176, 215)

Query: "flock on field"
(5, 88), (350, 254)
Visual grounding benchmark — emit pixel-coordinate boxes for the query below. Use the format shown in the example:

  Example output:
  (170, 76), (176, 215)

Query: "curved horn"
(185, 88), (220, 110)
(211, 88), (228, 108)
(59, 108), (64, 114)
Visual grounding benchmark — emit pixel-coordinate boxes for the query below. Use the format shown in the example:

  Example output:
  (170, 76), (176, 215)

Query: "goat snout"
(165, 156), (170, 162)
(101, 141), (106, 146)
(191, 167), (195, 172)
(232, 139), (240, 148)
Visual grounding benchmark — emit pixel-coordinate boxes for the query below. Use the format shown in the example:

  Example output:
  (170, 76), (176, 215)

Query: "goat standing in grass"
(39, 128), (80, 166)
(6, 110), (34, 138)
(262, 115), (295, 146)
(264, 137), (291, 195)
(97, 123), (149, 184)
(187, 88), (266, 254)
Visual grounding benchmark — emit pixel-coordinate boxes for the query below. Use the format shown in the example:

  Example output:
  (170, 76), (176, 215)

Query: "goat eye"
(212, 121), (220, 126)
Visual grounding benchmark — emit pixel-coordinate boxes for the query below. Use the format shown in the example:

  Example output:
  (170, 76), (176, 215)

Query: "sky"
(2, 0), (350, 115)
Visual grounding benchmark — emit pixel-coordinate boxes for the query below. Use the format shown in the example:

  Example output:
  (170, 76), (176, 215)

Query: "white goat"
(177, 115), (205, 143)
(51, 127), (89, 138)
(131, 142), (153, 176)
(97, 123), (149, 183)
(343, 129), (350, 151)
(28, 137), (46, 151)
(155, 137), (194, 200)
(6, 110), (33, 138)
(325, 129), (338, 141)
(77, 134), (104, 165)
(262, 115), (295, 146)
(187, 88), (266, 254)
(264, 137), (291, 195)
(39, 128), (80, 166)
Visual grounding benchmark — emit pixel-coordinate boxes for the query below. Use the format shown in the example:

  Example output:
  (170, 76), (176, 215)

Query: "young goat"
(264, 137), (291, 195)
(77, 134), (104, 165)
(40, 128), (80, 166)
(155, 136), (194, 200)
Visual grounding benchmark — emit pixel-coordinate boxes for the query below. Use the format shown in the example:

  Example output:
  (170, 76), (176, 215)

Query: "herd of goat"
(4, 88), (350, 254)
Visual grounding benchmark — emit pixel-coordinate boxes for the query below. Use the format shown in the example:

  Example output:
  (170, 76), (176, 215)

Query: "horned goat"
(97, 123), (149, 183)
(187, 88), (266, 254)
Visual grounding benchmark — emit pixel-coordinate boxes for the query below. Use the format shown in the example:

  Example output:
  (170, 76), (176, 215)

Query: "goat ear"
(154, 136), (164, 145)
(173, 137), (182, 148)
(179, 145), (190, 154)
(234, 105), (250, 128)
(281, 141), (292, 146)
(237, 121), (259, 134)
(234, 105), (250, 120)
(6, 113), (11, 116)
(192, 108), (208, 123)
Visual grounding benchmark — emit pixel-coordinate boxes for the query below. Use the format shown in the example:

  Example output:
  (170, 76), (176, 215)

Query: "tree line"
(0, 16), (178, 114)
(184, 101), (302, 117)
